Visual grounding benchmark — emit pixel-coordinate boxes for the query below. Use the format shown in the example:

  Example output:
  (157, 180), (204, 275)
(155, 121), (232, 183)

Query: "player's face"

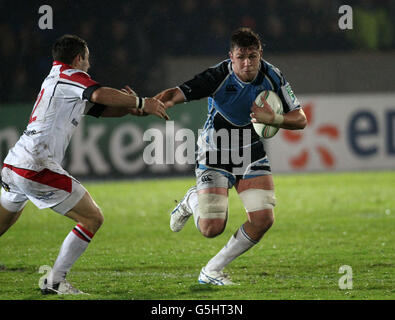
(229, 46), (262, 82)
(78, 47), (90, 72)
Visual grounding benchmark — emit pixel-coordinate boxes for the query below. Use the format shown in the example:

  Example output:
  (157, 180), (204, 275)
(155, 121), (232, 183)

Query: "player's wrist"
(135, 96), (145, 110)
(272, 113), (284, 125)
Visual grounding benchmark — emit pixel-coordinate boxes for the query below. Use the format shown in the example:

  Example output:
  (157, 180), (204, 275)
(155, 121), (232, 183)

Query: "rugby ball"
(252, 90), (283, 139)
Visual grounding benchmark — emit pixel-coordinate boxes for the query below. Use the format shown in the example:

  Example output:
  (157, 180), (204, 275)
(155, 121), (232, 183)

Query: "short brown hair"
(52, 34), (87, 65)
(230, 27), (262, 51)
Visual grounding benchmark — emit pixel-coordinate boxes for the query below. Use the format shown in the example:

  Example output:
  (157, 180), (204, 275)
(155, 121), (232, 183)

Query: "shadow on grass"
(188, 284), (220, 293)
(0, 266), (29, 272)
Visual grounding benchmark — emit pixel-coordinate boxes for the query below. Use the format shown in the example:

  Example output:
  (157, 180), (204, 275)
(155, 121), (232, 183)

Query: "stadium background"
(0, 0), (394, 179)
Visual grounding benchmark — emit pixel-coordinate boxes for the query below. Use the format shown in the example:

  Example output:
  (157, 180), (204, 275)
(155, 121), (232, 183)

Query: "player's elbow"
(293, 112), (307, 130)
(90, 87), (103, 104)
(299, 116), (307, 129)
(297, 109), (308, 129)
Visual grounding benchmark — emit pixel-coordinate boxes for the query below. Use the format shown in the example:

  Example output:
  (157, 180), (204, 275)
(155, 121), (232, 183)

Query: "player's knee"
(197, 193), (228, 238)
(86, 206), (104, 232)
(238, 188), (276, 231)
(199, 219), (226, 238)
(93, 206), (104, 228)
(258, 212), (275, 230)
(250, 211), (274, 232)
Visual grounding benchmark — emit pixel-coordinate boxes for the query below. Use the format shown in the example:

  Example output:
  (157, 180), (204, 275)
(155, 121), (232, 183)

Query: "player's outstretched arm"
(154, 87), (186, 109)
(91, 87), (169, 120)
(99, 86), (146, 118)
(250, 97), (307, 130)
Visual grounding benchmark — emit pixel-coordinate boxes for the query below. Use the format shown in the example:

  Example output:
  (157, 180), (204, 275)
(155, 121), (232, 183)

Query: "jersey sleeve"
(59, 69), (101, 101)
(84, 103), (107, 117)
(279, 81), (300, 113)
(178, 60), (229, 101)
(264, 62), (300, 113)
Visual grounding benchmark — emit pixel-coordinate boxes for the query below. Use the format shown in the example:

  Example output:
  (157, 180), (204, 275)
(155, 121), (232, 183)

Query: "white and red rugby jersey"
(4, 61), (101, 173)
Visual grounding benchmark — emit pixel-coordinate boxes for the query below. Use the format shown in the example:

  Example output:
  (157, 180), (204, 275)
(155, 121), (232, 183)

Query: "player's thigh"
(4, 166), (86, 217)
(0, 203), (24, 236)
(0, 192), (28, 217)
(0, 170), (28, 230)
(1, 168), (29, 210)
(235, 175), (276, 226)
(235, 175), (274, 193)
(197, 186), (228, 221)
(196, 168), (230, 220)
(195, 168), (231, 234)
(65, 191), (103, 231)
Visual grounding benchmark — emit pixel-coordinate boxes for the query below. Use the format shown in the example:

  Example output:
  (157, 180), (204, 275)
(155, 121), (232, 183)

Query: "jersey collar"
(52, 60), (73, 71)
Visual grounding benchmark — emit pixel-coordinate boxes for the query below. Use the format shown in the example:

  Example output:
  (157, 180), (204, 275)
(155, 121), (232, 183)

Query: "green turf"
(0, 171), (394, 300)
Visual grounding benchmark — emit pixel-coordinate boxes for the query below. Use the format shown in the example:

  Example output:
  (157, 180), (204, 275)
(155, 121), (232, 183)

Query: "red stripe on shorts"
(3, 164), (72, 193)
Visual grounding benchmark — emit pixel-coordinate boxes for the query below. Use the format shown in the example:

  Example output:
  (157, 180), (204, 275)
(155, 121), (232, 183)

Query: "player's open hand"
(143, 97), (170, 120)
(121, 85), (147, 117)
(250, 95), (275, 124)
(121, 85), (137, 96)
(154, 89), (176, 109)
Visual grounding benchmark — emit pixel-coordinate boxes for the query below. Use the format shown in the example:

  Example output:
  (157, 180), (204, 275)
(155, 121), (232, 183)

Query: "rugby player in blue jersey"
(155, 27), (307, 285)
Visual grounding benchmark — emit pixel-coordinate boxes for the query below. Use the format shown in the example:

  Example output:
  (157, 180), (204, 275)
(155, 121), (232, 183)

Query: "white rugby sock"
(48, 224), (94, 285)
(205, 225), (257, 272)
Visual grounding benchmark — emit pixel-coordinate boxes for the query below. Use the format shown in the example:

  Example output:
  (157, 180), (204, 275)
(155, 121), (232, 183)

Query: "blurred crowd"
(0, 0), (394, 103)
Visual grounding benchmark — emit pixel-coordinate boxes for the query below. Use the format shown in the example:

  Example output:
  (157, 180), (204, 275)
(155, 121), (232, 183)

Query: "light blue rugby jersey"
(179, 59), (300, 150)
(179, 58), (300, 132)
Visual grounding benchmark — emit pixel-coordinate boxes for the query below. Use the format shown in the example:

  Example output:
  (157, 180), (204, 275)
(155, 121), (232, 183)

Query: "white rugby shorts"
(0, 164), (86, 215)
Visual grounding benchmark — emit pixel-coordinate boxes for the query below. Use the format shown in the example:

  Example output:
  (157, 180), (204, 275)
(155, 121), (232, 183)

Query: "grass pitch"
(0, 171), (394, 300)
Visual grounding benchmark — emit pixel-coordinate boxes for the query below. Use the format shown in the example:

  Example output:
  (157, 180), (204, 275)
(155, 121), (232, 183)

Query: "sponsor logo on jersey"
(23, 129), (37, 136)
(284, 83), (299, 105)
(35, 191), (55, 200)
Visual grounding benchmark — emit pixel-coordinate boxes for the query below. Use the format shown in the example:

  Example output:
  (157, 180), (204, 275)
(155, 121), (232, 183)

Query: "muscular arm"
(278, 108), (307, 130)
(89, 86), (169, 120)
(90, 87), (139, 111)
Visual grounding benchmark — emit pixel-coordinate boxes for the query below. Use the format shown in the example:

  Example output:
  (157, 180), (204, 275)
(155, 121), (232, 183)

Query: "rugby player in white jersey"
(0, 34), (169, 294)
(155, 28), (306, 285)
